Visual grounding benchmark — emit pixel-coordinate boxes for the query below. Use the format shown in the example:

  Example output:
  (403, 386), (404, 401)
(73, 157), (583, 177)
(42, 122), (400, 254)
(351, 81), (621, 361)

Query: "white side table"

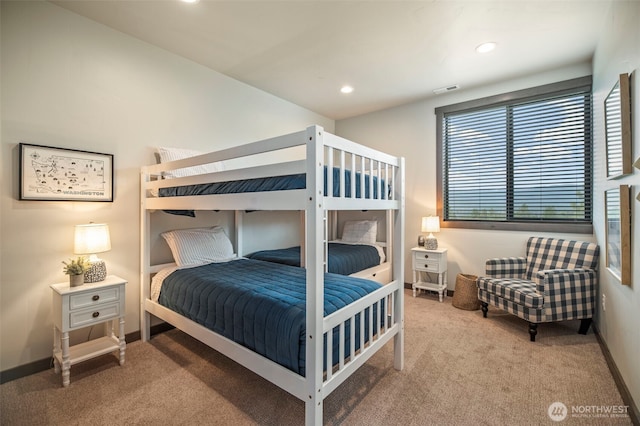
(411, 247), (448, 302)
(50, 275), (126, 387)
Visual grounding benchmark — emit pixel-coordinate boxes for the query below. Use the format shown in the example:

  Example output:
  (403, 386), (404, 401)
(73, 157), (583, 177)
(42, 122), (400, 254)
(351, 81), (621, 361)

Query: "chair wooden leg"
(578, 318), (592, 335)
(528, 323), (538, 342)
(481, 302), (488, 318)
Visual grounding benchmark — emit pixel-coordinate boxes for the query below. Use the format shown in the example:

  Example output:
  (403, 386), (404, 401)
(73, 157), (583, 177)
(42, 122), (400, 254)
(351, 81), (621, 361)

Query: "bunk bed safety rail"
(143, 129), (307, 177)
(322, 132), (401, 207)
(321, 281), (399, 389)
(141, 126), (401, 210)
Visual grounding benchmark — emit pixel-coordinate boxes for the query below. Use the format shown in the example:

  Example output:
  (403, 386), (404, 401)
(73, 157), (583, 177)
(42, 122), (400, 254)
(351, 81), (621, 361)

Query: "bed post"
(235, 210), (243, 257)
(140, 169), (151, 342)
(305, 125), (324, 425)
(393, 157), (405, 371)
(299, 211), (305, 268)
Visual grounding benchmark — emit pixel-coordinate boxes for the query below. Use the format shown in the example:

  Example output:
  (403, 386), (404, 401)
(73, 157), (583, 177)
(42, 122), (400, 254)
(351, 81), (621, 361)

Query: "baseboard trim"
(0, 323), (174, 385)
(593, 325), (639, 425)
(125, 322), (175, 342)
(0, 357), (52, 385)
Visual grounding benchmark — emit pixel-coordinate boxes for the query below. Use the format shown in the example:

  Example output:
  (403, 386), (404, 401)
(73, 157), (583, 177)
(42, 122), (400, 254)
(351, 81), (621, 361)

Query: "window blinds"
(442, 90), (592, 224)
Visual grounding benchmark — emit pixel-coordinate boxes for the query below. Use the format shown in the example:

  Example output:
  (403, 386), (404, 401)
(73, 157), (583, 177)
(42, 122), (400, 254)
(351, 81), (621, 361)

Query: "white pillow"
(341, 220), (377, 245)
(161, 226), (235, 266)
(157, 146), (225, 179)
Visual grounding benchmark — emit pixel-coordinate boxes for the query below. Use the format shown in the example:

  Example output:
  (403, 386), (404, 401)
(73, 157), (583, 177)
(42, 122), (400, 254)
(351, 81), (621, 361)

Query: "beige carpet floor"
(1, 290), (633, 425)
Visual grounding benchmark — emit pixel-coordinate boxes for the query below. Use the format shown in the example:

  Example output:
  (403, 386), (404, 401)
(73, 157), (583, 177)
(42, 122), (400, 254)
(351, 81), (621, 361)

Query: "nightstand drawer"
(413, 251), (443, 263)
(69, 303), (119, 329)
(414, 261), (440, 272)
(69, 287), (120, 311)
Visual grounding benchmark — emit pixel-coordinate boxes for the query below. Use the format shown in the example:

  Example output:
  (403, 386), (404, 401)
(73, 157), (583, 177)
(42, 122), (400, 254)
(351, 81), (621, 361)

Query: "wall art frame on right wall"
(604, 73), (632, 179)
(605, 185), (632, 285)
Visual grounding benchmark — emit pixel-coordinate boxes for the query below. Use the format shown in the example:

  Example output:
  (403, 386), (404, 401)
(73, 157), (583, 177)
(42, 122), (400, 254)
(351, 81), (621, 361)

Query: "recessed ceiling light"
(340, 85), (354, 94)
(476, 42), (497, 53)
(180, 0), (200, 4)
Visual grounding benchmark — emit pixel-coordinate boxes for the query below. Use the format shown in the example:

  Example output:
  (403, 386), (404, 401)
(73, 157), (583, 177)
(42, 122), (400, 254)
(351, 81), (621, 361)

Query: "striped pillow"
(341, 220), (377, 245)
(161, 226), (235, 266)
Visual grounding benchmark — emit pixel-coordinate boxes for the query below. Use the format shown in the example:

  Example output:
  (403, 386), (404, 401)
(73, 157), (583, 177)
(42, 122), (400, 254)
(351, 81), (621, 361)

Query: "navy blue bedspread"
(160, 167), (386, 199)
(246, 243), (381, 275)
(158, 258), (383, 375)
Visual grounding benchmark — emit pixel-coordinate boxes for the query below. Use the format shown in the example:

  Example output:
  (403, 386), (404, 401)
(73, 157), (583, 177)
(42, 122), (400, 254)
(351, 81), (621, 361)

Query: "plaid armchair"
(477, 237), (599, 342)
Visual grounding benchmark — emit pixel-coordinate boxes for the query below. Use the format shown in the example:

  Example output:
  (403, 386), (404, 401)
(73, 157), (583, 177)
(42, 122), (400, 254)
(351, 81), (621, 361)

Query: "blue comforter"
(158, 258), (383, 375)
(246, 243), (381, 275)
(160, 167), (385, 198)
(160, 167), (387, 216)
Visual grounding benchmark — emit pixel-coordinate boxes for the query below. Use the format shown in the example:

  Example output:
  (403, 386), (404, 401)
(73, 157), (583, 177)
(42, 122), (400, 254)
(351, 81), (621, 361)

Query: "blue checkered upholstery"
(478, 237), (599, 327)
(485, 257), (527, 279)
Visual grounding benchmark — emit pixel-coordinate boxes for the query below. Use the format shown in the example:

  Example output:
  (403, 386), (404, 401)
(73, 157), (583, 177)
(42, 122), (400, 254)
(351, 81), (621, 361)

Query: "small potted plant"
(62, 256), (90, 287)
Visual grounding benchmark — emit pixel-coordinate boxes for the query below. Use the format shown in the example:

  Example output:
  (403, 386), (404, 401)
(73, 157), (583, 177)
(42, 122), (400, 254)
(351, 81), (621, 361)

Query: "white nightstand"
(50, 275), (126, 387)
(411, 247), (448, 302)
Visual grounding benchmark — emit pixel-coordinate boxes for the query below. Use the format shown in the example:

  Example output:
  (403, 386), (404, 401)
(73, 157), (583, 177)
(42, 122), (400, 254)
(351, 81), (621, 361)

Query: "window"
(436, 77), (593, 233)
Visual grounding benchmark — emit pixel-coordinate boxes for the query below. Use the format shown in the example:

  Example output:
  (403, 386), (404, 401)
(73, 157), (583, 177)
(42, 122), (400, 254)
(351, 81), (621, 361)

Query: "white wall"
(336, 62), (595, 286)
(592, 0), (640, 414)
(0, 1), (333, 371)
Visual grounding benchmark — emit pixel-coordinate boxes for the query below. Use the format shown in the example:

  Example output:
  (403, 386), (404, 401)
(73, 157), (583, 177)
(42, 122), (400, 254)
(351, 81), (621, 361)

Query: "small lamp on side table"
(74, 223), (111, 283)
(421, 216), (440, 250)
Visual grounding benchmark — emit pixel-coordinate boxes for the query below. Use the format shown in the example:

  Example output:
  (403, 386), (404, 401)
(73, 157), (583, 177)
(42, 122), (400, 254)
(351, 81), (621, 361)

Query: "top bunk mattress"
(159, 167), (387, 199)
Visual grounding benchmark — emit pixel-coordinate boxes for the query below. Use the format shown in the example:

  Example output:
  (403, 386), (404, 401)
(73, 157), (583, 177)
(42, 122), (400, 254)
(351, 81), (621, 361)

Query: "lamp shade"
(74, 223), (111, 255)
(421, 216), (440, 234)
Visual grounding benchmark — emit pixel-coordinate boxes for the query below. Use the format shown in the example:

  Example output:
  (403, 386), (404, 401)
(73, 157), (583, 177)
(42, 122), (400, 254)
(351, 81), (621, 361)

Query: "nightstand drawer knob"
(92, 295), (100, 301)
(92, 312), (100, 318)
(424, 254), (429, 259)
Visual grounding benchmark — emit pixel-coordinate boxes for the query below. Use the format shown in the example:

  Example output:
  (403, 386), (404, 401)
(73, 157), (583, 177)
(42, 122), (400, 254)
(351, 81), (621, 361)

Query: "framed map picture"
(19, 143), (113, 202)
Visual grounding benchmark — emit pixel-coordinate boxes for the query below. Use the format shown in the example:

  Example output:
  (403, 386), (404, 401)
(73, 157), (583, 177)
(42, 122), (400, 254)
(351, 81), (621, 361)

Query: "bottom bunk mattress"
(156, 258), (383, 375)
(246, 242), (382, 275)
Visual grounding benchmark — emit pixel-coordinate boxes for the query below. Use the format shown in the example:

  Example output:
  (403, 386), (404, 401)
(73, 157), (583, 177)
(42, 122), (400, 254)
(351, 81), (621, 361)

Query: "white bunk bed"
(140, 125), (405, 425)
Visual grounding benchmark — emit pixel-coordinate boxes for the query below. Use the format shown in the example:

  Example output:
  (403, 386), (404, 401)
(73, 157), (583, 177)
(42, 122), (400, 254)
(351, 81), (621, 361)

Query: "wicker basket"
(452, 273), (480, 310)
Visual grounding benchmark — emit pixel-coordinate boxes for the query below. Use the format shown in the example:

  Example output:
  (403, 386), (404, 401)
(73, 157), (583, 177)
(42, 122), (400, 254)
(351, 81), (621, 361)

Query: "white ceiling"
(52, 0), (611, 120)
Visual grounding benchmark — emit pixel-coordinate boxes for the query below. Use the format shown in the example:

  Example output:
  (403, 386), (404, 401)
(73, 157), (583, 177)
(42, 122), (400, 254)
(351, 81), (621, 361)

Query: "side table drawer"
(414, 260), (440, 272)
(69, 303), (119, 329)
(413, 251), (442, 263)
(69, 287), (119, 311)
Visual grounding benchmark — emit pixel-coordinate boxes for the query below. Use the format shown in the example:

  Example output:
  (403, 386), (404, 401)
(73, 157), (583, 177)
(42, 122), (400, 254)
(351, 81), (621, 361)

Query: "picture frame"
(604, 185), (631, 285)
(604, 73), (632, 179)
(19, 143), (114, 202)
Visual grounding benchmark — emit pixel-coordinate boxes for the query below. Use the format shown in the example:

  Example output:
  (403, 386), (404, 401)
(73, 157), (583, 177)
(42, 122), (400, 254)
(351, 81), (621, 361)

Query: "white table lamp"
(74, 223), (111, 283)
(421, 216), (440, 250)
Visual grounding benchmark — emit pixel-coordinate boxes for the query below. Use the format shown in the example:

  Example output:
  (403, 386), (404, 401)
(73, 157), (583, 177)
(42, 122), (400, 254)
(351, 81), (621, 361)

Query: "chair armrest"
(485, 257), (527, 278)
(534, 269), (597, 320)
